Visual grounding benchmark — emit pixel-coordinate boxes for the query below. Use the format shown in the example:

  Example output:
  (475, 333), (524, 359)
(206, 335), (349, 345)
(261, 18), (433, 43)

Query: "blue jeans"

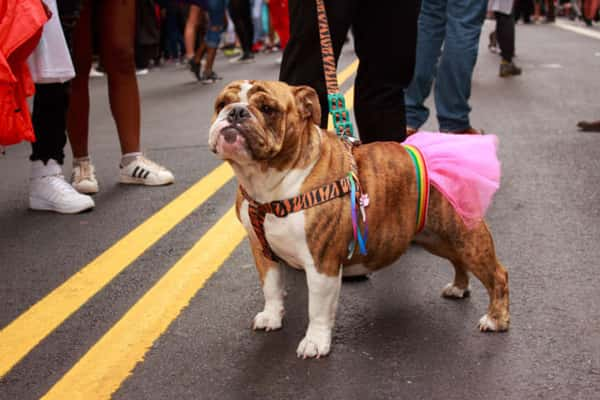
(404, 0), (487, 132)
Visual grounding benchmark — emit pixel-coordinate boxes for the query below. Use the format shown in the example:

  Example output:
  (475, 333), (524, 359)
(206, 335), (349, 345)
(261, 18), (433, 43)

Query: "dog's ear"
(292, 85), (321, 125)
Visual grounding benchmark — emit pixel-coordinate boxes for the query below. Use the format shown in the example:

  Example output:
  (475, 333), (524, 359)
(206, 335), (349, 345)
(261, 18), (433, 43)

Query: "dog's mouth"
(220, 125), (242, 144)
(212, 123), (252, 160)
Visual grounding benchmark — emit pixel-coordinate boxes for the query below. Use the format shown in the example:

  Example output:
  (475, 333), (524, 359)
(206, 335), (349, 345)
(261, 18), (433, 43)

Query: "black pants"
(513, 0), (533, 22)
(279, 0), (419, 144)
(495, 11), (515, 62)
(30, 0), (83, 165)
(228, 0), (253, 56)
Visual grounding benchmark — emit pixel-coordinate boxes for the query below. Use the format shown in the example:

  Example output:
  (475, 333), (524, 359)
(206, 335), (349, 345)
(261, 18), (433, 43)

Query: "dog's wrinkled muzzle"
(214, 124), (248, 158)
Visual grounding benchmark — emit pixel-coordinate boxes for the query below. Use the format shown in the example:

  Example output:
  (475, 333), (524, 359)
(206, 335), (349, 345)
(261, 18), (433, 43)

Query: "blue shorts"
(205, 0), (227, 48)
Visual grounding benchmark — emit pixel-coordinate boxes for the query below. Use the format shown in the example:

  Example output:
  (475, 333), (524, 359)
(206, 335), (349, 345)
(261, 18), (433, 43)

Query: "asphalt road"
(1, 19), (599, 400)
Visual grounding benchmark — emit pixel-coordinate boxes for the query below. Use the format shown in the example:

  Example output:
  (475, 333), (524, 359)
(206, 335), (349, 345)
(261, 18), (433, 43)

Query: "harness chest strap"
(240, 174), (361, 262)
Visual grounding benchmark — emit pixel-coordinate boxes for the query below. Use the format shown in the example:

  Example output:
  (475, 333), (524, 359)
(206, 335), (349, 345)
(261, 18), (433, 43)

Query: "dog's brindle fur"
(210, 80), (509, 358)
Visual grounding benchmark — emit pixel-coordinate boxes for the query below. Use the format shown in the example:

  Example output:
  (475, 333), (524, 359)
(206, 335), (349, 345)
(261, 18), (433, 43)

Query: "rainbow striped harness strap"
(402, 144), (430, 233)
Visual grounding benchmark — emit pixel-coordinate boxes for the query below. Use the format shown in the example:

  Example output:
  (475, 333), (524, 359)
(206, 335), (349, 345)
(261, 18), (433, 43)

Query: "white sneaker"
(119, 155), (174, 186)
(89, 66), (105, 77)
(71, 159), (99, 194)
(29, 160), (95, 214)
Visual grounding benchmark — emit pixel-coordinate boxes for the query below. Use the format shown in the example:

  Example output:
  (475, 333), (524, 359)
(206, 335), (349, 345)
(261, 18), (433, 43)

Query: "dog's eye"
(216, 101), (226, 112)
(260, 104), (275, 115)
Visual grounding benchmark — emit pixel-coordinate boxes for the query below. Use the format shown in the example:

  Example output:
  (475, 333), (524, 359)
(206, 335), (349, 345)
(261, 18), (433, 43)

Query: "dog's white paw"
(478, 314), (499, 332)
(296, 329), (331, 359)
(252, 310), (282, 331)
(441, 283), (470, 299)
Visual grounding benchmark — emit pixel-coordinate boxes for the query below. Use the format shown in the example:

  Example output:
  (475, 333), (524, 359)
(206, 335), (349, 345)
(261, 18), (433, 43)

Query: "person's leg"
(404, 0), (447, 131)
(279, 0), (355, 128)
(199, 0), (226, 81)
(30, 0), (83, 165)
(31, 84), (68, 164)
(434, 0), (487, 132)
(495, 12), (515, 62)
(251, 0), (264, 45)
(545, 0), (555, 21)
(184, 5), (202, 59)
(270, 0), (289, 49)
(29, 0), (94, 213)
(496, 11), (521, 77)
(67, 0), (93, 159)
(99, 0), (174, 185)
(352, 0), (419, 143)
(228, 0), (255, 57)
(99, 0), (141, 155)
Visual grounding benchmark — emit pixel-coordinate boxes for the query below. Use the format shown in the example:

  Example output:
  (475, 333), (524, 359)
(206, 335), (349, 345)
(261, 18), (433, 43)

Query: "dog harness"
(240, 141), (368, 262)
(402, 144), (430, 233)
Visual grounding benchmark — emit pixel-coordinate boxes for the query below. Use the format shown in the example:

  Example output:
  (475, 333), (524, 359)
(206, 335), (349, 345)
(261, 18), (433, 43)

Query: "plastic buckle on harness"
(328, 93), (355, 138)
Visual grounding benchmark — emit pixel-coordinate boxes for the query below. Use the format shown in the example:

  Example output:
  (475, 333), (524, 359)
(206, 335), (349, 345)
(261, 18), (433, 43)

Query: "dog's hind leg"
(448, 222), (510, 332)
(419, 189), (509, 332)
(414, 231), (471, 299)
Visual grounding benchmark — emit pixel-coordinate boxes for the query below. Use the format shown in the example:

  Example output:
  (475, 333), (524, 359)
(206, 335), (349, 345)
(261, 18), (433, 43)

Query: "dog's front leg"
(251, 247), (285, 332)
(297, 264), (342, 359)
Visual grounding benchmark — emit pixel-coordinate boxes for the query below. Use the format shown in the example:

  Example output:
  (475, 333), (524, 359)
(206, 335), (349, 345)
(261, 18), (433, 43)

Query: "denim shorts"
(205, 0), (227, 48)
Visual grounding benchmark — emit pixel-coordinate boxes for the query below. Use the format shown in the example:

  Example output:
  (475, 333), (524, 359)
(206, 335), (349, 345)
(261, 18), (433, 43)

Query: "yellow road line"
(0, 58), (359, 379)
(41, 208), (246, 400)
(42, 82), (359, 400)
(0, 163), (234, 378)
(337, 59), (359, 86)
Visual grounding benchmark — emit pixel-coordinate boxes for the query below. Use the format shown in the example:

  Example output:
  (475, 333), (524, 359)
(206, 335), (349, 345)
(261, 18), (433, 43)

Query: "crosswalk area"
(0, 59), (359, 400)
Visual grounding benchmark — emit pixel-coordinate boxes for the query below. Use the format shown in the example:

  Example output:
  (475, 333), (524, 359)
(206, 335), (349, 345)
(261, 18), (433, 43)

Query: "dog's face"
(208, 80), (321, 165)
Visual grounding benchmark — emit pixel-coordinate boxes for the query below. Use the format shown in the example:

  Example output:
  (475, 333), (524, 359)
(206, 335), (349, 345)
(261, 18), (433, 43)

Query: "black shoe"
(229, 53), (255, 64)
(577, 120), (600, 132)
(500, 61), (522, 77)
(200, 71), (223, 84)
(188, 59), (201, 80)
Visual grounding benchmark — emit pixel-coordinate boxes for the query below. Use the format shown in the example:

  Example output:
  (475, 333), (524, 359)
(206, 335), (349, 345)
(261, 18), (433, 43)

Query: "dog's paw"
(441, 283), (471, 299)
(252, 310), (283, 331)
(296, 329), (331, 359)
(478, 313), (509, 332)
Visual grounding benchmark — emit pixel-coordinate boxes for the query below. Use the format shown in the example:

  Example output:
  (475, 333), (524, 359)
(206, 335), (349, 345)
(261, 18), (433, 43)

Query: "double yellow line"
(1, 59), (359, 399)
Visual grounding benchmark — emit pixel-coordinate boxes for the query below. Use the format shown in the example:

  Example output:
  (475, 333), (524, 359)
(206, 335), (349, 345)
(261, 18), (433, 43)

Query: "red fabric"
(0, 0), (48, 146)
(268, 0), (289, 49)
(584, 0), (599, 20)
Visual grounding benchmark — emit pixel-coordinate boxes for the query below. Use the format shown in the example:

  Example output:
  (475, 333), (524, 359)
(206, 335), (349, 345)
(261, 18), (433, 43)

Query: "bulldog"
(208, 80), (510, 359)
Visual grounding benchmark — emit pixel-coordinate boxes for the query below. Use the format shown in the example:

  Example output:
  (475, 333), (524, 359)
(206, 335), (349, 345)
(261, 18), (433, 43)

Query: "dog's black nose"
(227, 105), (251, 124)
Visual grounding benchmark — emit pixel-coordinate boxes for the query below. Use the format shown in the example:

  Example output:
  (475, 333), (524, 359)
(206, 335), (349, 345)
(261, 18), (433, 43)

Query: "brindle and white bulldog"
(208, 80), (510, 359)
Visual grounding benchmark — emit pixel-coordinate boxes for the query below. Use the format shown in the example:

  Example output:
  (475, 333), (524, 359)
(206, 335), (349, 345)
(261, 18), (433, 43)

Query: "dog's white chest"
(240, 200), (313, 269)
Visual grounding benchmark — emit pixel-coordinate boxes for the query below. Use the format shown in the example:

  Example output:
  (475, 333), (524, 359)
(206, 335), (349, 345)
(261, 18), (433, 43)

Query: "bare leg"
(100, 0), (140, 155)
(67, 1), (93, 159)
(202, 47), (217, 76)
(184, 5), (201, 59)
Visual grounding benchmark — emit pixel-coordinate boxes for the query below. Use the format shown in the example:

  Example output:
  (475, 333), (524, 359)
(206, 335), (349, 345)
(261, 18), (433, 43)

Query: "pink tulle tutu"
(403, 132), (501, 228)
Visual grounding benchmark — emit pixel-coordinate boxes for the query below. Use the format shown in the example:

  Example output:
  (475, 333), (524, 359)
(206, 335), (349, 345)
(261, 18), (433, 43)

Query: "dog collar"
(240, 173), (362, 262)
(402, 144), (430, 233)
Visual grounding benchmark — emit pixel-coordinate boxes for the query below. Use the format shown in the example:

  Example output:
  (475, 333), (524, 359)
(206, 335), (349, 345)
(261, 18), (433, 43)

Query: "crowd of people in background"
(1, 0), (598, 216)
(114, 0), (291, 83)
